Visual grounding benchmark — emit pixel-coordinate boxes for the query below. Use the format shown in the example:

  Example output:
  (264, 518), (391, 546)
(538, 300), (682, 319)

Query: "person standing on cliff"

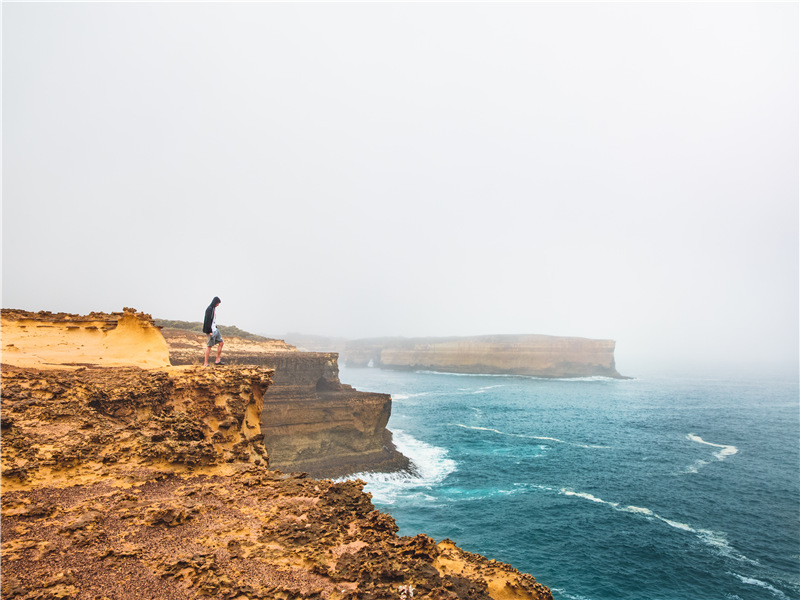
(202, 296), (224, 367)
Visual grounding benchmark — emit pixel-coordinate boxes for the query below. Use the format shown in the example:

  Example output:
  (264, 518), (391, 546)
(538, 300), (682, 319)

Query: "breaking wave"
(729, 573), (790, 599)
(547, 486), (759, 566)
(341, 429), (456, 506)
(392, 391), (434, 400)
(414, 370), (626, 382)
(685, 434), (739, 473)
(454, 424), (609, 449)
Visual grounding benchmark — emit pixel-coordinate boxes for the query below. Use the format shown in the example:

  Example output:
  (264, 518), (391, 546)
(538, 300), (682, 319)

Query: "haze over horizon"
(3, 3), (798, 378)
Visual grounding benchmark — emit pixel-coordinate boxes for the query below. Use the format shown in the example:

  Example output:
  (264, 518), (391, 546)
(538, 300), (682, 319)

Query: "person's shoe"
(215, 360), (226, 366)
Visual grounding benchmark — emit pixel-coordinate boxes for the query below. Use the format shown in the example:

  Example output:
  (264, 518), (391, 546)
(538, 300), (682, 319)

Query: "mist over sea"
(339, 366), (800, 600)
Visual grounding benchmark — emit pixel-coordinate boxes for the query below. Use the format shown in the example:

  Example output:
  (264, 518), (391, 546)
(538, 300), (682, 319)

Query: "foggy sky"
(3, 2), (798, 378)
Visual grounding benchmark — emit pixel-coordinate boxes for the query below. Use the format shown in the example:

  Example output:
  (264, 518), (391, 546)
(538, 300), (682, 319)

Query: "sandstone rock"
(0, 309), (553, 600)
(1, 308), (171, 369)
(342, 334), (627, 378)
(163, 328), (410, 478)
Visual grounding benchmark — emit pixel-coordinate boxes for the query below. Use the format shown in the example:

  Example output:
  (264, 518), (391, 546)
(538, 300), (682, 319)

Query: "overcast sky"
(3, 2), (798, 377)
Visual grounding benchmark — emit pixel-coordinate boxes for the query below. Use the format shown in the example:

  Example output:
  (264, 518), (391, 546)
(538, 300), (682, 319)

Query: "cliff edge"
(0, 308), (553, 600)
(163, 328), (409, 478)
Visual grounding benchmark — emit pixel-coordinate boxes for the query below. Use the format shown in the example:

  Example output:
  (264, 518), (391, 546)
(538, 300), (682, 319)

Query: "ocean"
(337, 366), (800, 600)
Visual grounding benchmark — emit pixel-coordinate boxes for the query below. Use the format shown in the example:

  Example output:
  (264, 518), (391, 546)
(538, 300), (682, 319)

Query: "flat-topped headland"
(291, 333), (629, 379)
(0, 308), (553, 600)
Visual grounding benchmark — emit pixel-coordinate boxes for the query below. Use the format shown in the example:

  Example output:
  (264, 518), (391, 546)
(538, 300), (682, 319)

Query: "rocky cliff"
(163, 329), (409, 478)
(0, 308), (553, 600)
(341, 334), (626, 379)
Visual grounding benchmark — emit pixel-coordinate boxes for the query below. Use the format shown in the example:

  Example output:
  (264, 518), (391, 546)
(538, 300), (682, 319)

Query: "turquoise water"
(338, 366), (800, 600)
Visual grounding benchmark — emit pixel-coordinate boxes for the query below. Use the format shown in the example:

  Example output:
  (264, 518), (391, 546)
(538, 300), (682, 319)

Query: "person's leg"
(204, 344), (211, 367)
(215, 339), (224, 363)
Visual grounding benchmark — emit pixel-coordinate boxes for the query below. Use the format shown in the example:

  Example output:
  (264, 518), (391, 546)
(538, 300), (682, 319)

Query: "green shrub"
(155, 319), (271, 342)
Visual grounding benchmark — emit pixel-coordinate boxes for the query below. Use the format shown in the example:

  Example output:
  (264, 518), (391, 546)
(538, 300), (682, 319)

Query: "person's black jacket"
(203, 297), (221, 334)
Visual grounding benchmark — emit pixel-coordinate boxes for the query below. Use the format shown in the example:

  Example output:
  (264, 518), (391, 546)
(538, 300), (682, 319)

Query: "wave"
(729, 572), (790, 599)
(687, 433), (739, 460)
(550, 588), (597, 600)
(439, 486), (529, 503)
(550, 487), (759, 566)
(392, 392), (433, 400)
(414, 370), (627, 382)
(561, 490), (613, 505)
(454, 424), (609, 449)
(340, 429), (456, 506)
(684, 434), (739, 473)
(685, 459), (711, 474)
(696, 529), (760, 566)
(471, 384), (507, 394)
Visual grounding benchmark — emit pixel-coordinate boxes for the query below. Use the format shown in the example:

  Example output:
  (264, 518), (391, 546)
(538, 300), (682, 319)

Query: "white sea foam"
(687, 433), (739, 461)
(555, 488), (760, 566)
(392, 391), (433, 401)
(471, 384), (506, 394)
(662, 518), (693, 532)
(622, 505), (654, 516)
(341, 429), (456, 506)
(561, 489), (616, 506)
(685, 459), (710, 474)
(698, 530), (761, 566)
(454, 424), (608, 449)
(729, 573), (789, 599)
(414, 370), (627, 383)
(550, 589), (596, 600)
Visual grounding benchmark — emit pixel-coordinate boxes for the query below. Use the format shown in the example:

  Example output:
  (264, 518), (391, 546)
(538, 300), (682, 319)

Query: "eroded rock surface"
(163, 329), (409, 478)
(1, 471), (552, 600)
(1, 365), (272, 489)
(0, 310), (552, 600)
(0, 367), (552, 600)
(2, 308), (171, 369)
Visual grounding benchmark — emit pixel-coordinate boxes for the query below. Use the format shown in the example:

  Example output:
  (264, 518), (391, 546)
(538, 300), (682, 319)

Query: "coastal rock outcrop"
(341, 334), (626, 379)
(0, 308), (553, 600)
(1, 308), (171, 369)
(163, 329), (409, 478)
(0, 364), (273, 489)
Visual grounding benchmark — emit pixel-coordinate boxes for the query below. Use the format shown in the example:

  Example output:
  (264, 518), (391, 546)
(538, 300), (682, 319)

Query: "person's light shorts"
(207, 330), (223, 347)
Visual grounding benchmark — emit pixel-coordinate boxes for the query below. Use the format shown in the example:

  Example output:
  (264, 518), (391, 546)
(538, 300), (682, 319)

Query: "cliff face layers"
(342, 334), (625, 379)
(0, 309), (553, 600)
(163, 329), (409, 478)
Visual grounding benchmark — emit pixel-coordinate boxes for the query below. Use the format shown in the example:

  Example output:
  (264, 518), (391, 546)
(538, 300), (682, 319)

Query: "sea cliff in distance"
(285, 333), (629, 379)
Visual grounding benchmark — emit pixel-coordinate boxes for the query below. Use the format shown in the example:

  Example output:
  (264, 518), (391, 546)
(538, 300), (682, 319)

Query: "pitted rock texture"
(1, 365), (273, 489)
(1, 474), (552, 600)
(163, 329), (410, 478)
(0, 361), (552, 600)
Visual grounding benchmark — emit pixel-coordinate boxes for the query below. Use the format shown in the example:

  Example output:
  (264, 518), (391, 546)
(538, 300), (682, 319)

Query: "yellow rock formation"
(1, 307), (170, 369)
(0, 307), (553, 600)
